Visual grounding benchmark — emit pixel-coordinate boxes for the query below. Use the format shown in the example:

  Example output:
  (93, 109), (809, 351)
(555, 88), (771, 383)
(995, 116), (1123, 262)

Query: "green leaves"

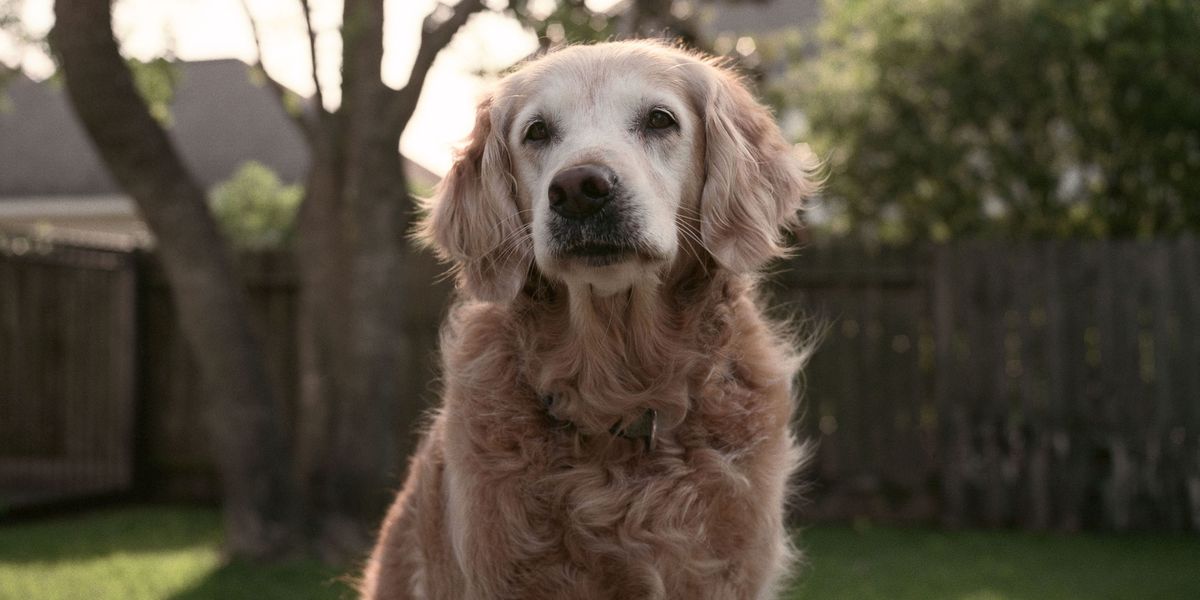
(210, 161), (303, 249)
(777, 0), (1200, 243)
(128, 57), (179, 126)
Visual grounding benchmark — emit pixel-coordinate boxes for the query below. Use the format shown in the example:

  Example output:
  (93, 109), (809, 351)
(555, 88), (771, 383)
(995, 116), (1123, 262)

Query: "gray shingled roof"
(0, 59), (438, 198)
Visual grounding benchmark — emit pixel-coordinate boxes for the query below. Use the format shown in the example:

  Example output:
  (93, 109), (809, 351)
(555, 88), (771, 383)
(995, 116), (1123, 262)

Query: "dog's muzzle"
(546, 164), (643, 265)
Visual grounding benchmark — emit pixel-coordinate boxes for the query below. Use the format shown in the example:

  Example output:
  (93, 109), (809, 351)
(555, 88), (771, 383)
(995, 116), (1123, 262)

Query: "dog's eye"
(524, 120), (549, 142)
(645, 108), (677, 130)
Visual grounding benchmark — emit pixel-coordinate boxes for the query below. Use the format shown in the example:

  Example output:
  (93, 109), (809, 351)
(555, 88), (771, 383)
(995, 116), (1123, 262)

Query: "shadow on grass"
(0, 505), (221, 564)
(164, 559), (355, 600)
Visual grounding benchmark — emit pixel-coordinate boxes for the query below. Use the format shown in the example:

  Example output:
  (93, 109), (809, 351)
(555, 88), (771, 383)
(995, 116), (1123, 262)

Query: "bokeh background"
(1, 0), (1199, 598)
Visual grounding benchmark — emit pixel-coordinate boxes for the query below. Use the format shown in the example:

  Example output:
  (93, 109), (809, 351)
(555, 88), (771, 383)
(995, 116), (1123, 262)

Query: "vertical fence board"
(1172, 239), (1200, 530)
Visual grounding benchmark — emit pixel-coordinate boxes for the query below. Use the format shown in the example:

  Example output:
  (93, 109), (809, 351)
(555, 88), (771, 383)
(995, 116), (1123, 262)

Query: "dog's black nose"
(548, 164), (615, 220)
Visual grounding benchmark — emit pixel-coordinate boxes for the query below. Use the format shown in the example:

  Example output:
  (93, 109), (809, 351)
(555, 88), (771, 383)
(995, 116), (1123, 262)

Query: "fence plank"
(1170, 239), (1200, 531)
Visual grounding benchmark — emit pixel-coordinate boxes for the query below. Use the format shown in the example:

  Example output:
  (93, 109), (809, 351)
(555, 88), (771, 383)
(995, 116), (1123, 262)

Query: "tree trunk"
(51, 0), (297, 560)
(294, 137), (352, 554)
(294, 130), (413, 565)
(289, 0), (413, 562)
(52, 0), (485, 565)
(298, 169), (410, 562)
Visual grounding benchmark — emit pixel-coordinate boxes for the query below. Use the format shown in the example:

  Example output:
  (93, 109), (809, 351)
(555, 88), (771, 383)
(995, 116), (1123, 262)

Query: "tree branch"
(387, 0), (486, 135)
(239, 0), (318, 140)
(298, 0), (326, 116)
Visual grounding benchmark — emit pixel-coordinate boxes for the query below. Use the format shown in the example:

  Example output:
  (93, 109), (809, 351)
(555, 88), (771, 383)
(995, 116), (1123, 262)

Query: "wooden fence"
(2, 235), (1198, 531)
(788, 240), (1200, 531)
(136, 251), (451, 498)
(0, 238), (137, 509)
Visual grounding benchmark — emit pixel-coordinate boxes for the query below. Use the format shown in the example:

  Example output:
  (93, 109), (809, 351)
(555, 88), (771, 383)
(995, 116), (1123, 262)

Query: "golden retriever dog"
(362, 40), (817, 599)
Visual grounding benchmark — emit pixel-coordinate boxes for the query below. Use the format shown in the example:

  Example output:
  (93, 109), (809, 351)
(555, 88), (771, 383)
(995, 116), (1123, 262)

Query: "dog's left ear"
(696, 63), (818, 273)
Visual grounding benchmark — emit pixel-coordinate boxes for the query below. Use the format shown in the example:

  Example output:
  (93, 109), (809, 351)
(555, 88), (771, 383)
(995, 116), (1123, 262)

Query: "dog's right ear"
(416, 95), (529, 303)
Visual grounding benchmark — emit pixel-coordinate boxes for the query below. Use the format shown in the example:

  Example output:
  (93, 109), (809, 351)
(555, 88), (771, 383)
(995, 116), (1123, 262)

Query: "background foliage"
(209, 161), (302, 249)
(776, 0), (1200, 244)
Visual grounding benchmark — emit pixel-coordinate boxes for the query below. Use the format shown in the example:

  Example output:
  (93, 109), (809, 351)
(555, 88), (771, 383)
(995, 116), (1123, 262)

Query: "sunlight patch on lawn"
(0, 545), (221, 600)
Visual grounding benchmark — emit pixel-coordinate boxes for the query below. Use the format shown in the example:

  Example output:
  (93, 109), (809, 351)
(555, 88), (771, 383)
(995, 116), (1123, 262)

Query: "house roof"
(0, 59), (439, 198)
(705, 0), (822, 36)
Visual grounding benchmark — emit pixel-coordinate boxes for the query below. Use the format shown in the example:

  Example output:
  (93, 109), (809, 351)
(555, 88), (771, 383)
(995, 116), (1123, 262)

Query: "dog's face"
(421, 41), (816, 302)
(507, 62), (700, 295)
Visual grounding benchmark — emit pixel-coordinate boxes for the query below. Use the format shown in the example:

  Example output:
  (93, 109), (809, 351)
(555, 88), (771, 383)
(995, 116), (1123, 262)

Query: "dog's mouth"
(558, 242), (639, 267)
(545, 202), (667, 269)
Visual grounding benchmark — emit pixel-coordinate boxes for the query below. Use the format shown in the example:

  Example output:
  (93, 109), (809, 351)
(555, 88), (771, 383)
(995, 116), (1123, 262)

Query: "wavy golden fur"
(362, 40), (819, 599)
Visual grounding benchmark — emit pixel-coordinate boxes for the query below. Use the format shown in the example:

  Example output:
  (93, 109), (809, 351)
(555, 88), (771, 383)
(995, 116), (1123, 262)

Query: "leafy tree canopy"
(776, 0), (1200, 244)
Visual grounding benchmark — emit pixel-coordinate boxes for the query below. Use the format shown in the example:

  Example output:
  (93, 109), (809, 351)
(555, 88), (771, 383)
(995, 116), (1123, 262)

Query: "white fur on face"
(502, 57), (702, 296)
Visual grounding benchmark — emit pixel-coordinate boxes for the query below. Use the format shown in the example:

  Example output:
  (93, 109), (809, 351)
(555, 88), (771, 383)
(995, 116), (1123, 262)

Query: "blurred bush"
(210, 161), (302, 249)
(776, 0), (1200, 243)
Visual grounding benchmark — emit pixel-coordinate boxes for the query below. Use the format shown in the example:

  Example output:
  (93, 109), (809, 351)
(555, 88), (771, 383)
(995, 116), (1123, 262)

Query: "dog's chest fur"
(433, 296), (800, 599)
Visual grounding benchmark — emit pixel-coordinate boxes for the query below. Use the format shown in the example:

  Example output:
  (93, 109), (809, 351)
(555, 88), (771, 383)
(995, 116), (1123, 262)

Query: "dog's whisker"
(673, 214), (711, 269)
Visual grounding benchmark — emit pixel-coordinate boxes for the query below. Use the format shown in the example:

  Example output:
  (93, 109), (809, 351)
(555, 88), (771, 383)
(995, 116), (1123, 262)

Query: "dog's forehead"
(542, 70), (662, 118)
(502, 46), (695, 125)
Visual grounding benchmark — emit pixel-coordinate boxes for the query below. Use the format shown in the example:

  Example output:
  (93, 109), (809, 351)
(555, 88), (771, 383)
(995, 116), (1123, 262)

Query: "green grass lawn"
(0, 507), (348, 600)
(0, 506), (1197, 600)
(789, 524), (1200, 600)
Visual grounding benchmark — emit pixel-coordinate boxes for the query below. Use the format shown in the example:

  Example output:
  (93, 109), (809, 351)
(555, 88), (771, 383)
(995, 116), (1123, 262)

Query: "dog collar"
(609, 408), (658, 452)
(541, 395), (658, 452)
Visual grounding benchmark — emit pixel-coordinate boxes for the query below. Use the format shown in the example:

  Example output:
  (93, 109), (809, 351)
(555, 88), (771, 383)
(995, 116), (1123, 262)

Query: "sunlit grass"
(2, 546), (221, 600)
(1, 506), (1197, 599)
(0, 507), (347, 600)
